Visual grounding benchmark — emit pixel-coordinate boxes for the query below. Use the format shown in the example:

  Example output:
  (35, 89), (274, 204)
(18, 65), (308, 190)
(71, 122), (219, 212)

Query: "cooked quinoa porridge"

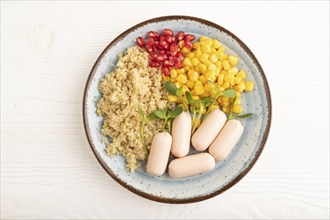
(97, 46), (167, 172)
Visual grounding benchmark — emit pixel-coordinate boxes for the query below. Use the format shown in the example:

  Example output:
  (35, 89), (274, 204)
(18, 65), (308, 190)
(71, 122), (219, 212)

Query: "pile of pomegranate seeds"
(136, 29), (195, 76)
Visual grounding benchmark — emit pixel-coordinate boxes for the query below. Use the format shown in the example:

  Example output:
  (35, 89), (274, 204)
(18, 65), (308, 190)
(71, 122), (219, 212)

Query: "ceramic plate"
(83, 16), (271, 203)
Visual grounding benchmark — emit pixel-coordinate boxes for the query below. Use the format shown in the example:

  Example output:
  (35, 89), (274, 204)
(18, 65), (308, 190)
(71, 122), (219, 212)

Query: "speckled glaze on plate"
(83, 16), (271, 203)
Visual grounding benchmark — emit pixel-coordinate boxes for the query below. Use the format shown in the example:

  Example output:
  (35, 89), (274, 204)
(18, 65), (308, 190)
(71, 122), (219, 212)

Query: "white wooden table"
(1, 1), (329, 219)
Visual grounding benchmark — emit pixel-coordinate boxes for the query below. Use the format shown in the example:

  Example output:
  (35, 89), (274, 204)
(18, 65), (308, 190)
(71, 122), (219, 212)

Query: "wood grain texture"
(1, 1), (329, 219)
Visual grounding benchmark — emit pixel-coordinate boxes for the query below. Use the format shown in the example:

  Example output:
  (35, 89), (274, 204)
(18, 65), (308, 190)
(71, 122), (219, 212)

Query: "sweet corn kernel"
(200, 91), (210, 98)
(167, 95), (178, 102)
(177, 74), (188, 84)
(219, 46), (226, 52)
(192, 95), (200, 100)
(205, 70), (216, 82)
(234, 98), (241, 105)
(170, 78), (176, 82)
(187, 69), (195, 77)
(199, 54), (209, 63)
(223, 60), (230, 70)
(187, 52), (195, 59)
(182, 85), (189, 93)
(220, 70), (228, 75)
(162, 75), (170, 82)
(209, 54), (218, 63)
(204, 60), (211, 66)
(199, 64), (207, 73)
(183, 57), (193, 67)
(228, 55), (239, 66)
(222, 106), (231, 114)
(217, 51), (226, 60)
(178, 40), (184, 48)
(208, 63), (217, 70)
(194, 85), (205, 95)
(201, 45), (212, 53)
(245, 81), (254, 92)
(170, 69), (177, 78)
(204, 38), (213, 46)
(184, 66), (190, 72)
(222, 82), (230, 89)
(221, 97), (230, 102)
(222, 101), (230, 107)
(195, 48), (202, 57)
(224, 73), (234, 83)
(199, 75), (207, 84)
(237, 70), (246, 79)
(176, 68), (185, 75)
(181, 47), (190, 54)
(211, 47), (217, 53)
(175, 82), (182, 88)
(193, 42), (201, 49)
(200, 36), (209, 41)
(236, 91), (241, 98)
(192, 58), (200, 66)
(215, 61), (222, 70)
(210, 89), (217, 98)
(234, 76), (242, 84)
(212, 39), (221, 49)
(195, 80), (203, 87)
(194, 66), (200, 73)
(189, 71), (199, 82)
(186, 80), (195, 89)
(217, 74), (224, 85)
(232, 104), (242, 114)
(235, 81), (246, 93)
(228, 67), (238, 75)
(204, 83), (214, 92)
(209, 104), (219, 111)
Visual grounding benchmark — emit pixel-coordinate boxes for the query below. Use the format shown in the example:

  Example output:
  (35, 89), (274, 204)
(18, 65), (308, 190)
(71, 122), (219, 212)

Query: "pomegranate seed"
(137, 37), (145, 48)
(170, 44), (178, 56)
(164, 60), (175, 67)
(150, 61), (160, 68)
(168, 56), (174, 60)
(156, 54), (167, 63)
(184, 41), (193, 50)
(160, 36), (165, 41)
(148, 52), (157, 61)
(162, 67), (170, 76)
(154, 41), (159, 47)
(159, 40), (169, 49)
(174, 58), (184, 69)
(177, 31), (185, 41)
(147, 31), (159, 39)
(185, 34), (195, 41)
(177, 51), (184, 61)
(147, 39), (154, 47)
(171, 36), (177, 43)
(158, 50), (165, 55)
(165, 50), (171, 56)
(145, 45), (153, 53)
(163, 29), (173, 37)
(165, 35), (173, 44)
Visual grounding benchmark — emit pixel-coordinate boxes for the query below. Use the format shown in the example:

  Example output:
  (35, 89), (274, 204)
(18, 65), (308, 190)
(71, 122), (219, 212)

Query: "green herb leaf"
(201, 97), (213, 107)
(164, 82), (177, 96)
(185, 91), (198, 105)
(154, 109), (167, 119)
(176, 87), (183, 98)
(222, 88), (236, 98)
(147, 111), (160, 121)
(167, 106), (183, 119)
(138, 107), (144, 118)
(235, 113), (253, 119)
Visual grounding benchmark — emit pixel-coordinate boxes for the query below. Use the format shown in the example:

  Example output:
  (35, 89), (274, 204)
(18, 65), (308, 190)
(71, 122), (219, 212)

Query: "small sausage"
(191, 109), (227, 151)
(146, 132), (172, 176)
(168, 153), (215, 178)
(171, 111), (192, 157)
(209, 119), (244, 161)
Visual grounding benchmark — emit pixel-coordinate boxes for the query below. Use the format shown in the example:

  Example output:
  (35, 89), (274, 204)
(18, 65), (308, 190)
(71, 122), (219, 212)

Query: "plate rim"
(82, 15), (272, 204)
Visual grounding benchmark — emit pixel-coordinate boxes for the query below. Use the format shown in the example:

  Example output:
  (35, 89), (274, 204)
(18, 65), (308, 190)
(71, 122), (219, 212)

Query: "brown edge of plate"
(82, 15), (272, 204)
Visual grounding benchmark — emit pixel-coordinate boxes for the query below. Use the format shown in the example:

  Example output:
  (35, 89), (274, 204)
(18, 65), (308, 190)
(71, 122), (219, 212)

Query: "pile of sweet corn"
(163, 36), (254, 114)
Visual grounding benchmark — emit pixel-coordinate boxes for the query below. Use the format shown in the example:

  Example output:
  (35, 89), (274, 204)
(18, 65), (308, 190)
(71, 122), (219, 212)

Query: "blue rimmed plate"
(83, 16), (271, 203)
